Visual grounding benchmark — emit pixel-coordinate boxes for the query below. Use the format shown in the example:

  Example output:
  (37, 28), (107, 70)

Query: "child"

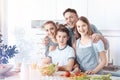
(43, 27), (75, 71)
(73, 16), (107, 74)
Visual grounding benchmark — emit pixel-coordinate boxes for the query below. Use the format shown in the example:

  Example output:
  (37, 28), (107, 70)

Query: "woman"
(43, 21), (58, 56)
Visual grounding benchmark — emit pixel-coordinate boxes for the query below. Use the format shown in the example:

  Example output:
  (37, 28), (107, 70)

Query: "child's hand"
(72, 67), (81, 73)
(73, 64), (79, 69)
(42, 57), (51, 64)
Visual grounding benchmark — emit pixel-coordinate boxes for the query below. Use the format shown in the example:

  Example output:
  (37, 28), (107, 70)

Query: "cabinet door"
(87, 0), (106, 30)
(101, 30), (120, 65)
(71, 0), (88, 17)
(88, 0), (120, 30)
(56, 0), (72, 19)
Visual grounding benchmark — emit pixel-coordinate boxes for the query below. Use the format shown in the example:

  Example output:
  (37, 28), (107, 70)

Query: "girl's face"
(56, 31), (69, 47)
(76, 20), (88, 36)
(44, 24), (56, 39)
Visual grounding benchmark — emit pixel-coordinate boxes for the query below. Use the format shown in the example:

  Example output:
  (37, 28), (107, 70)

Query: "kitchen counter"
(103, 70), (120, 77)
(103, 65), (120, 77)
(1, 70), (120, 80)
(1, 64), (120, 80)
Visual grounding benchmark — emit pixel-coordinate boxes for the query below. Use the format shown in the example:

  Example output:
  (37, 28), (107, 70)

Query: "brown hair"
(56, 24), (66, 29)
(63, 8), (78, 17)
(56, 26), (70, 37)
(76, 16), (93, 39)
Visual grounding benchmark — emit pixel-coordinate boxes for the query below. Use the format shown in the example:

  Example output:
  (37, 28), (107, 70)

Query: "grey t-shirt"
(45, 38), (58, 56)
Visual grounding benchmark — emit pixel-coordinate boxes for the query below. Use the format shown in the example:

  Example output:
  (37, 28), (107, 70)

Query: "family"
(42, 8), (109, 75)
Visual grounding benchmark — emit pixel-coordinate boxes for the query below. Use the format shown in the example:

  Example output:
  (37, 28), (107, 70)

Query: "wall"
(101, 30), (120, 65)
(7, 0), (120, 30)
(0, 0), (8, 44)
(3, 0), (120, 65)
(88, 0), (120, 30)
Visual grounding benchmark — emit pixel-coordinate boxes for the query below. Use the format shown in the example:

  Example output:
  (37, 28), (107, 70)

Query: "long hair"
(75, 16), (93, 39)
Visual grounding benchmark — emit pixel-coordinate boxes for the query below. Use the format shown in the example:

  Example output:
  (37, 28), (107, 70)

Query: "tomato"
(74, 72), (84, 76)
(65, 71), (71, 77)
(74, 72), (80, 76)
(75, 72), (82, 76)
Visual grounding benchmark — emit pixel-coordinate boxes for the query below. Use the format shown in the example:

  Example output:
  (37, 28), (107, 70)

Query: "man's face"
(64, 12), (78, 28)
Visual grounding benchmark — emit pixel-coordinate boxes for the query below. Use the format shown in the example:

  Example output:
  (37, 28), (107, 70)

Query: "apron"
(76, 39), (98, 72)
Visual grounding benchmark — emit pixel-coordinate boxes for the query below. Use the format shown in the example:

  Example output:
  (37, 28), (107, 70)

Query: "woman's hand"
(42, 38), (49, 46)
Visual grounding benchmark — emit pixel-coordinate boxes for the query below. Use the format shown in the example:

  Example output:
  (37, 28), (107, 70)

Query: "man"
(63, 8), (109, 49)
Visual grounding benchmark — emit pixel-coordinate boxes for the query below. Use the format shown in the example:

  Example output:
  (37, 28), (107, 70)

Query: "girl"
(73, 16), (107, 74)
(43, 27), (75, 71)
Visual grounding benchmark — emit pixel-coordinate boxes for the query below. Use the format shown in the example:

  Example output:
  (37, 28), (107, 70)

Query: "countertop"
(1, 71), (120, 80)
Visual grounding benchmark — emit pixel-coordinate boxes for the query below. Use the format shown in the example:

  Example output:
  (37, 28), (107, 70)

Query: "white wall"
(88, 0), (120, 30)
(4, 0), (120, 65)
(7, 0), (120, 30)
(0, 0), (8, 44)
(101, 30), (120, 65)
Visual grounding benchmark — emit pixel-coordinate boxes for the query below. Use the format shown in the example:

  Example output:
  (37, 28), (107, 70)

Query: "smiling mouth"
(59, 41), (64, 44)
(69, 22), (74, 25)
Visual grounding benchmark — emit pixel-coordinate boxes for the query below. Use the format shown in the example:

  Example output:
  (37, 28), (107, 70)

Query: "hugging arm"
(58, 58), (75, 71)
(91, 24), (109, 50)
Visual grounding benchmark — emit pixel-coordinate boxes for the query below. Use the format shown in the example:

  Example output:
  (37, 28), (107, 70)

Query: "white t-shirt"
(48, 45), (75, 66)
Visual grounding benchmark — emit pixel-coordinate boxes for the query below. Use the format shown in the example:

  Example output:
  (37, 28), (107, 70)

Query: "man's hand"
(91, 33), (102, 43)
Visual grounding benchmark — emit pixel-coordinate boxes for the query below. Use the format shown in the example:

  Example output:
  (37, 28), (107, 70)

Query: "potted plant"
(0, 34), (18, 64)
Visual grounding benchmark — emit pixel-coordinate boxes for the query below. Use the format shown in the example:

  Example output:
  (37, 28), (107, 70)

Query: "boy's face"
(64, 12), (78, 28)
(56, 31), (69, 47)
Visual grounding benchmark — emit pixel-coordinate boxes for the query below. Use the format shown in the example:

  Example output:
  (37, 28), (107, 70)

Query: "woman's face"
(56, 31), (69, 47)
(76, 20), (88, 36)
(44, 23), (56, 39)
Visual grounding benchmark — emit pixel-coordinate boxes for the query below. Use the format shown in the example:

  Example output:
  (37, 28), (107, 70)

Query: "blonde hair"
(43, 21), (57, 29)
